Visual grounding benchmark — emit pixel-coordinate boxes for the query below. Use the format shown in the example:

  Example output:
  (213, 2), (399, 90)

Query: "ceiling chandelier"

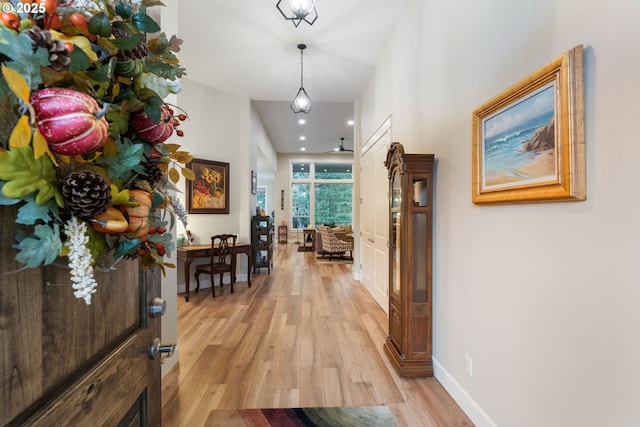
(291, 43), (311, 114)
(276, 0), (318, 27)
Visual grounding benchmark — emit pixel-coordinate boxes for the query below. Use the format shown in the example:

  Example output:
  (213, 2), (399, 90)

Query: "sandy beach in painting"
(485, 149), (555, 187)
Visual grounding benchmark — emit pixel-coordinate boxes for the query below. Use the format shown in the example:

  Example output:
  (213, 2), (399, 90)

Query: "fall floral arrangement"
(0, 0), (194, 304)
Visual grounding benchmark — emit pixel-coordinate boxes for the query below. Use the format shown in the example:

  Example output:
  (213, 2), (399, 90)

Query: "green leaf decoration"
(85, 225), (107, 263)
(0, 28), (49, 90)
(0, 182), (20, 205)
(111, 184), (136, 207)
(106, 109), (130, 137)
(143, 95), (164, 123)
(99, 138), (145, 183)
(110, 34), (145, 51)
(144, 56), (186, 80)
(16, 195), (58, 225)
(88, 57), (115, 82)
(70, 47), (92, 73)
(115, 2), (133, 19)
(133, 12), (161, 33)
(0, 146), (63, 206)
(13, 223), (62, 268)
(115, 238), (142, 256)
(88, 12), (112, 38)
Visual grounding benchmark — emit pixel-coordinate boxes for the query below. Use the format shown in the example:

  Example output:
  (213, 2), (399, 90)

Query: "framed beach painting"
(471, 45), (586, 204)
(186, 158), (230, 214)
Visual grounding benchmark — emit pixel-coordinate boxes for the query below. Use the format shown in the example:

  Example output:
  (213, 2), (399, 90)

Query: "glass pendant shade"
(289, 0), (316, 17)
(291, 88), (311, 114)
(276, 0), (318, 27)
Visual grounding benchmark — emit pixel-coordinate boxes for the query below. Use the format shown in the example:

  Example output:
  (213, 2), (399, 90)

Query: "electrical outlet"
(465, 354), (473, 378)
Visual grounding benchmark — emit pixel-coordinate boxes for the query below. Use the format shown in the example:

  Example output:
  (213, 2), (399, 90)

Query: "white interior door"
(359, 118), (391, 312)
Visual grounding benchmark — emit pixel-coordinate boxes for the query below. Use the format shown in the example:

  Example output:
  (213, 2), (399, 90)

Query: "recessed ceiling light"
(300, 147), (306, 151)
(300, 136), (306, 141)
(298, 119), (306, 125)
(347, 120), (354, 126)
(324, 169), (327, 172)
(334, 147), (339, 152)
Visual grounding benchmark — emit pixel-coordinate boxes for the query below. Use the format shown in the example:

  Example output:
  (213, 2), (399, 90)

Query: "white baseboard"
(433, 358), (498, 427)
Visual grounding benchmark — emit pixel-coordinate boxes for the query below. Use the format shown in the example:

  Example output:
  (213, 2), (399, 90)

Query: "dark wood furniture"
(194, 234), (237, 298)
(302, 229), (315, 250)
(383, 142), (435, 377)
(177, 242), (252, 302)
(251, 215), (273, 273)
(278, 225), (288, 244)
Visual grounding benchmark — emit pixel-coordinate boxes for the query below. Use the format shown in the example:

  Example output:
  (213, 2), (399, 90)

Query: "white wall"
(171, 79), (253, 292)
(359, 0), (640, 426)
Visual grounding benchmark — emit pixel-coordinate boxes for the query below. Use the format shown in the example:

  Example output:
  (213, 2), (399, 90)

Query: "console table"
(177, 243), (252, 302)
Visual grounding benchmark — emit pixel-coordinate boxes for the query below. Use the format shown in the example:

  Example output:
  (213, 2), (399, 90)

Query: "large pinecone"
(62, 171), (112, 219)
(24, 27), (71, 71)
(112, 27), (149, 60)
(142, 159), (163, 184)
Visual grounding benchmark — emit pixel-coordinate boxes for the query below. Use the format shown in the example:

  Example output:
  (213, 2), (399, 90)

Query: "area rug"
(206, 406), (396, 426)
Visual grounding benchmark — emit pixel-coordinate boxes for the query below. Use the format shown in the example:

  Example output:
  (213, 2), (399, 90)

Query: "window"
(292, 183), (310, 228)
(291, 162), (353, 229)
(257, 186), (267, 212)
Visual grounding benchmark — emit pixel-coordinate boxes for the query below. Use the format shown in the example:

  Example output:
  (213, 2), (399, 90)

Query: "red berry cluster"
(138, 226), (168, 257)
(166, 106), (187, 137)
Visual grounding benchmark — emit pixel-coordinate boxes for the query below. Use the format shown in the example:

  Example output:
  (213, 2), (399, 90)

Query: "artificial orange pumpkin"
(121, 189), (152, 237)
(90, 207), (128, 233)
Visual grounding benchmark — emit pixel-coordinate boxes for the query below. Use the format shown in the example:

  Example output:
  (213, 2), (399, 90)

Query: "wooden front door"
(1, 206), (162, 426)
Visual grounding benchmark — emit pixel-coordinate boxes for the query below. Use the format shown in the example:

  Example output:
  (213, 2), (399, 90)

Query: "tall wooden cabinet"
(383, 142), (435, 377)
(251, 215), (273, 274)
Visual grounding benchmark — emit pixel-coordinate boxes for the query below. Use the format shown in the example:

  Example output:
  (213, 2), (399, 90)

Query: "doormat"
(297, 246), (314, 252)
(206, 406), (396, 426)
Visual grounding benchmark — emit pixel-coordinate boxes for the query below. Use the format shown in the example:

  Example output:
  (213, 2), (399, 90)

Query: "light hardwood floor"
(162, 244), (473, 427)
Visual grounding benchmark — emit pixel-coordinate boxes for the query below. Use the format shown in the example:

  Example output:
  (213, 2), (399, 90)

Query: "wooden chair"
(194, 234), (237, 297)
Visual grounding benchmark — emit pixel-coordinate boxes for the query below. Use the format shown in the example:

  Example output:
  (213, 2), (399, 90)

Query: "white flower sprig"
(63, 216), (98, 305)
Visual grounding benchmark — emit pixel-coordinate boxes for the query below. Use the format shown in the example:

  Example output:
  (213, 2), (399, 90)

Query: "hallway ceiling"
(177, 0), (406, 155)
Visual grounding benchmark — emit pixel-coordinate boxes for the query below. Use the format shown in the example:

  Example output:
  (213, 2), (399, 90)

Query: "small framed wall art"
(251, 170), (257, 195)
(471, 45), (586, 204)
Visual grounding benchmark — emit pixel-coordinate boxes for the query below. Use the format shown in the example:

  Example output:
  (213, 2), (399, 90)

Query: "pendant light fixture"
(276, 0), (318, 27)
(291, 43), (311, 114)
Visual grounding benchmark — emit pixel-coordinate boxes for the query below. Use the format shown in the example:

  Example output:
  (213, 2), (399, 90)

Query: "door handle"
(149, 338), (176, 360)
(149, 297), (167, 318)
(367, 238), (375, 243)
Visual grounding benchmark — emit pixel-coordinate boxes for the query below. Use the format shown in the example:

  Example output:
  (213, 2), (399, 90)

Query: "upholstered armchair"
(316, 225), (354, 260)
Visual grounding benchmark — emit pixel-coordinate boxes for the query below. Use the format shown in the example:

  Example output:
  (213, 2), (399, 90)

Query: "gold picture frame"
(472, 45), (585, 204)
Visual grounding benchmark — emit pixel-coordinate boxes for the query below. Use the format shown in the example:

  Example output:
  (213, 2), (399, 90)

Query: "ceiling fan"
(327, 138), (354, 153)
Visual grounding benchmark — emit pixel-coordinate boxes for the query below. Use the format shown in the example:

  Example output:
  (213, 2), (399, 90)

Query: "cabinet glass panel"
(412, 212), (427, 303)
(391, 211), (401, 296)
(391, 172), (401, 296)
(413, 178), (428, 207)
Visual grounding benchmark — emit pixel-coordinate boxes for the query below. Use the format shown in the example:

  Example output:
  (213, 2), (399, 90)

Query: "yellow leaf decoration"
(9, 115), (32, 148)
(2, 64), (30, 104)
(33, 129), (51, 160)
(168, 167), (179, 183)
(181, 167), (195, 181)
